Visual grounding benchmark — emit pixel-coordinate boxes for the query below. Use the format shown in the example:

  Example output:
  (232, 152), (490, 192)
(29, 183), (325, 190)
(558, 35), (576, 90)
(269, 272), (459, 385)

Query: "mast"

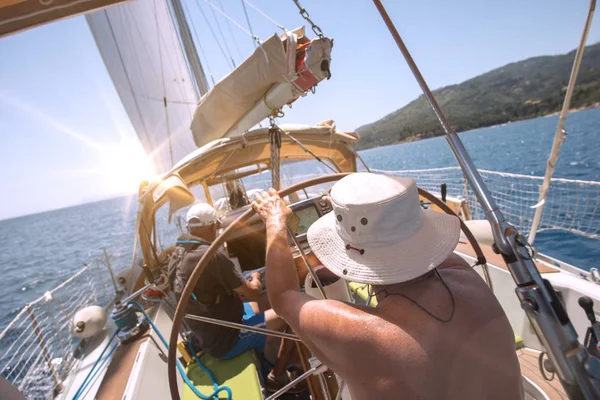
(169, 0), (209, 97)
(528, 0), (596, 244)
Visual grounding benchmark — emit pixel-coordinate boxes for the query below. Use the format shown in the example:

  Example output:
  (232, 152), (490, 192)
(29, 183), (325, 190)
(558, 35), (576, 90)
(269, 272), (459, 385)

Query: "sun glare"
(100, 140), (157, 194)
(1, 91), (160, 198)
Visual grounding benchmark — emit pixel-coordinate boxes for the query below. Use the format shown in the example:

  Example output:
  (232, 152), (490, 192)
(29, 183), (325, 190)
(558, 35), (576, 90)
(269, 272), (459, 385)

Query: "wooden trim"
(0, 0), (26, 8)
(0, 0), (127, 38)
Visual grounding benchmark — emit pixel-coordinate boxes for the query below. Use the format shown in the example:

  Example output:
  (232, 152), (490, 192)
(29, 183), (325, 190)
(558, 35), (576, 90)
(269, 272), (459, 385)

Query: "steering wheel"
(167, 173), (489, 399)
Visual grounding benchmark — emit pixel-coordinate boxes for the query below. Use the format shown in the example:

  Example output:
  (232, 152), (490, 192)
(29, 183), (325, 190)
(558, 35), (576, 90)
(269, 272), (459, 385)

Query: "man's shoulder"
(436, 254), (471, 271)
(183, 244), (232, 268)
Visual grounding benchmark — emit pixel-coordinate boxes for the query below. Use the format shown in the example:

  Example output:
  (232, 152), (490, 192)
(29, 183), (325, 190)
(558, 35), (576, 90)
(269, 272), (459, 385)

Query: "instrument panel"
(222, 194), (331, 270)
(286, 195), (332, 241)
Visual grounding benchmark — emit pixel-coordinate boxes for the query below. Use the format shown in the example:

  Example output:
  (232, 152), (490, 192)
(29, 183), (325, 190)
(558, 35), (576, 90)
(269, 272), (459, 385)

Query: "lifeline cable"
(72, 330), (119, 400)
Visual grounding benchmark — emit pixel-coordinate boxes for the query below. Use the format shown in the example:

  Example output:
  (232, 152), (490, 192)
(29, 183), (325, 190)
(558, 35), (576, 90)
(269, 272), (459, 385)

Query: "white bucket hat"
(307, 173), (460, 285)
(186, 203), (219, 227)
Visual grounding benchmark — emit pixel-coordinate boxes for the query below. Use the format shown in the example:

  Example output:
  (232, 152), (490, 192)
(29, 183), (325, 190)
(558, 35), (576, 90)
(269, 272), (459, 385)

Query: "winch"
(110, 300), (148, 344)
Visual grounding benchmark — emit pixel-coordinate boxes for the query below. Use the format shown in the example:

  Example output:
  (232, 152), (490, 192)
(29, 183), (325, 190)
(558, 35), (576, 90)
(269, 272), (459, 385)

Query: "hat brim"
(307, 210), (460, 285)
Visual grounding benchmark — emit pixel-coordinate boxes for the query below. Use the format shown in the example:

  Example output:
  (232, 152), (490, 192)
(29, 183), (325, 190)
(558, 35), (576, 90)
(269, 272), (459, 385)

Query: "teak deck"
(518, 348), (567, 399)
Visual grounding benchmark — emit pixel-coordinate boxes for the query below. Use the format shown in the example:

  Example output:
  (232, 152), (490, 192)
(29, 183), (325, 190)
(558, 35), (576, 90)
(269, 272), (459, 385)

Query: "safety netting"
(375, 167), (600, 240)
(0, 262), (114, 399)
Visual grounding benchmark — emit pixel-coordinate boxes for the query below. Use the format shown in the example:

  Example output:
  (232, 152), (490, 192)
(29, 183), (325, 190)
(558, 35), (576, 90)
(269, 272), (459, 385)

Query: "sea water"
(1, 108), (599, 331)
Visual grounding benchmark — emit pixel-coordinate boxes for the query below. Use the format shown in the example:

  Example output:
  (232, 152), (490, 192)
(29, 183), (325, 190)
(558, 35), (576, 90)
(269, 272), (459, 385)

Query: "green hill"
(356, 42), (600, 150)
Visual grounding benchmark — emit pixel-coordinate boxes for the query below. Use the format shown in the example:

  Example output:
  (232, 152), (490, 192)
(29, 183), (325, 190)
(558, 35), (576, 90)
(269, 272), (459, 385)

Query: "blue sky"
(0, 0), (598, 220)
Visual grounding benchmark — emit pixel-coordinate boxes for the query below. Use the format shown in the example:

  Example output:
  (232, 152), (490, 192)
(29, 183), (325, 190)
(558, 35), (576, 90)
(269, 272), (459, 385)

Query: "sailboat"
(1, 0), (600, 399)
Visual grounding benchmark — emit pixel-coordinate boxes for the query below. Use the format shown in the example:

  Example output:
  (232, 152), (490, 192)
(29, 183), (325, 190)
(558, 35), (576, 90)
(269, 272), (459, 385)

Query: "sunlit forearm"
(265, 216), (300, 312)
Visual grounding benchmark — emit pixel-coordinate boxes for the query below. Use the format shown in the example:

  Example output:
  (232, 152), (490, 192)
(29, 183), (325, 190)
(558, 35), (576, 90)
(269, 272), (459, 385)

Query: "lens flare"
(100, 139), (157, 194)
(1, 92), (157, 195)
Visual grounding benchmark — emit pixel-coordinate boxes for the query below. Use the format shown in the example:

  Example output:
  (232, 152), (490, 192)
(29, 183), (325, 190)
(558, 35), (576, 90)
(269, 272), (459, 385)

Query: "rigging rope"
(194, 0), (233, 68)
(283, 130), (338, 174)
(269, 116), (282, 190)
(72, 331), (119, 400)
(129, 301), (233, 400)
(243, 0), (285, 31)
(240, 0), (257, 48)
(218, 0), (243, 61)
(203, 0), (261, 44)
(205, 0), (236, 67)
(182, 0), (216, 86)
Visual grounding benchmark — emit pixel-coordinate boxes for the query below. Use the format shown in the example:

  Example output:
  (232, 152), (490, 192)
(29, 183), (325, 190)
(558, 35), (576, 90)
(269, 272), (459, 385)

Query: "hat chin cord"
(370, 269), (456, 323)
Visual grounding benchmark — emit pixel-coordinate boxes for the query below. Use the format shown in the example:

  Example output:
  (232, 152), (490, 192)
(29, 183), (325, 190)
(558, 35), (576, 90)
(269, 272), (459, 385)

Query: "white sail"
(86, 0), (200, 174)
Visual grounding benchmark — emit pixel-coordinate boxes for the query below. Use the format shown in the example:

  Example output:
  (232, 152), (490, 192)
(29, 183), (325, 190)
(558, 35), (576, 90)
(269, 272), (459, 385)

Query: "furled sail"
(191, 26), (333, 147)
(86, 0), (203, 174)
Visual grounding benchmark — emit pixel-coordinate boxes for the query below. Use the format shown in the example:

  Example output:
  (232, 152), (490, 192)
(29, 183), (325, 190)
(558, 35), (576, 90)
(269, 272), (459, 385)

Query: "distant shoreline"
(3, 106), (598, 222)
(0, 193), (134, 224)
(542, 102), (600, 118)
(356, 104), (600, 152)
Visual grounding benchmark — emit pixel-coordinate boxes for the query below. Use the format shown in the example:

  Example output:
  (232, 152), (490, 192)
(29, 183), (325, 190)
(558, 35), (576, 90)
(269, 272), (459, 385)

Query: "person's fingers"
(267, 187), (278, 197)
(259, 190), (269, 200)
(252, 202), (263, 216)
(253, 193), (267, 209)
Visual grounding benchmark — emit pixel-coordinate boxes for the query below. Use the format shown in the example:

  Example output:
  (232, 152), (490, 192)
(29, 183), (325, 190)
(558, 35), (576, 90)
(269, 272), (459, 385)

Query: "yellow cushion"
(183, 350), (262, 400)
(348, 282), (377, 307)
(514, 335), (524, 349)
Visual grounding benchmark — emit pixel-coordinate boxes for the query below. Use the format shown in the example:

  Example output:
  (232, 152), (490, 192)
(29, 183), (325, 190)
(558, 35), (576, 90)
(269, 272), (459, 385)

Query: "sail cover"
(190, 27), (333, 147)
(86, 0), (199, 174)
